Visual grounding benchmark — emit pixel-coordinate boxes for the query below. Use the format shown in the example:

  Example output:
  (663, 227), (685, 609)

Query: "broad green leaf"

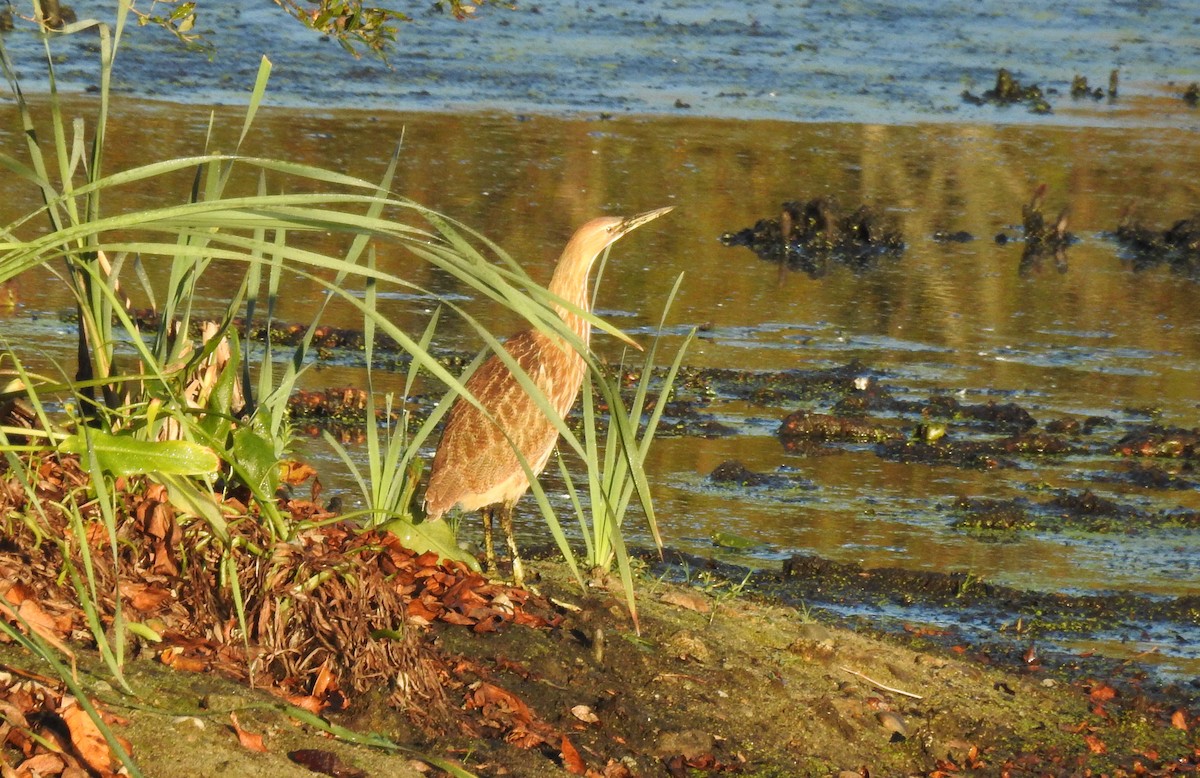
(232, 424), (279, 495)
(379, 517), (482, 572)
(58, 429), (219, 476)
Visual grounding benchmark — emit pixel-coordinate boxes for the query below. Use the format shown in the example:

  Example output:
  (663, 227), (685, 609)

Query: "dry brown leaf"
(119, 582), (172, 613)
(1082, 733), (1107, 754)
(229, 712), (268, 753)
(571, 704), (600, 725)
(312, 660), (335, 698)
(280, 461), (319, 486)
(160, 647), (207, 673)
(61, 700), (115, 775)
(2, 580), (34, 605)
(0, 697), (30, 730)
(17, 752), (66, 776)
(602, 759), (634, 778)
(560, 734), (586, 775)
(284, 693), (326, 715)
(660, 590), (710, 614)
(1088, 682), (1117, 703)
(470, 682), (535, 723)
(13, 598), (74, 659)
(1171, 709), (1189, 731)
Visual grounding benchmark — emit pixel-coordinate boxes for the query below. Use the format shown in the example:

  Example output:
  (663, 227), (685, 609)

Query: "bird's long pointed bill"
(607, 206), (673, 351)
(614, 206), (674, 240)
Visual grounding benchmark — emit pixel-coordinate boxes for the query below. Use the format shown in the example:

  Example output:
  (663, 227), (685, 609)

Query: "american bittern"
(423, 207), (672, 586)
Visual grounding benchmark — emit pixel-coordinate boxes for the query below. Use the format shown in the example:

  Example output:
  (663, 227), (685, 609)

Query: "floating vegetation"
(962, 68), (1052, 114)
(1070, 70), (1118, 100)
(720, 197), (904, 277)
(707, 460), (811, 491)
(953, 491), (1200, 533)
(923, 394), (1039, 433)
(932, 230), (974, 243)
(1113, 425), (1200, 458)
(1114, 210), (1200, 276)
(777, 410), (899, 445)
(993, 185), (1073, 276)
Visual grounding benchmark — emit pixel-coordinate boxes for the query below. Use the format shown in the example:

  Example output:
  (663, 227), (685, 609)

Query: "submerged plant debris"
(1005, 184), (1074, 276)
(719, 197), (905, 276)
(1070, 70), (1118, 100)
(1114, 209), (1200, 276)
(953, 491), (1200, 533)
(962, 68), (1053, 114)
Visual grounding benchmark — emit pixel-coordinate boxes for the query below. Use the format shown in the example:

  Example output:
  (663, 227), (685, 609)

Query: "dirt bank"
(4, 554), (1196, 777)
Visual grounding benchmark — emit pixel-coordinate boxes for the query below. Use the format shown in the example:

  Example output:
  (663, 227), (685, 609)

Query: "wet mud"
(639, 547), (1200, 703)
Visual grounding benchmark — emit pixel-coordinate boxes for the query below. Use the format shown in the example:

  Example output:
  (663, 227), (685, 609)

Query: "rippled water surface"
(2, 0), (1199, 675)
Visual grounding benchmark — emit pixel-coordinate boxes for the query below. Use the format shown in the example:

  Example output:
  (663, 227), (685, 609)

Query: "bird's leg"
(482, 506), (497, 574)
(499, 503), (525, 588)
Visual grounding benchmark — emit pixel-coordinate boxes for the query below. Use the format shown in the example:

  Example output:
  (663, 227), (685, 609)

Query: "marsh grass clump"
(720, 197), (904, 277)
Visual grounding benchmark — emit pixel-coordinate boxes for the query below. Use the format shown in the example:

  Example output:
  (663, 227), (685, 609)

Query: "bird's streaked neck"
(548, 248), (600, 353)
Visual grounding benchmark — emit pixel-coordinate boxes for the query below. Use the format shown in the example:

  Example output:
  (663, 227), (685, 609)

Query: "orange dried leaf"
(1082, 734), (1107, 754)
(1089, 682), (1117, 703)
(1171, 709), (1189, 731)
(229, 712), (268, 753)
(62, 701), (116, 774)
(1, 580), (34, 605)
(561, 734), (586, 775)
(414, 551), (442, 567)
(15, 598), (74, 659)
(470, 682), (535, 723)
(160, 647), (207, 673)
(280, 461), (318, 486)
(602, 759), (634, 778)
(119, 582), (172, 613)
(312, 660), (335, 698)
(284, 693), (326, 715)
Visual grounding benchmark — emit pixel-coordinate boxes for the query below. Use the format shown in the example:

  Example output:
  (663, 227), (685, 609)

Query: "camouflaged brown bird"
(424, 208), (672, 586)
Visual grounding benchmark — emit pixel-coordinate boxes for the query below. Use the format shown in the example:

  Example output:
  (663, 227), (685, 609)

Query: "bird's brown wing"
(424, 329), (578, 518)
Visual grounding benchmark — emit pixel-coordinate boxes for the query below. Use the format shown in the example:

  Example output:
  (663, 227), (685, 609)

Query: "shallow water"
(5, 0), (1200, 127)
(2, 2), (1199, 676)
